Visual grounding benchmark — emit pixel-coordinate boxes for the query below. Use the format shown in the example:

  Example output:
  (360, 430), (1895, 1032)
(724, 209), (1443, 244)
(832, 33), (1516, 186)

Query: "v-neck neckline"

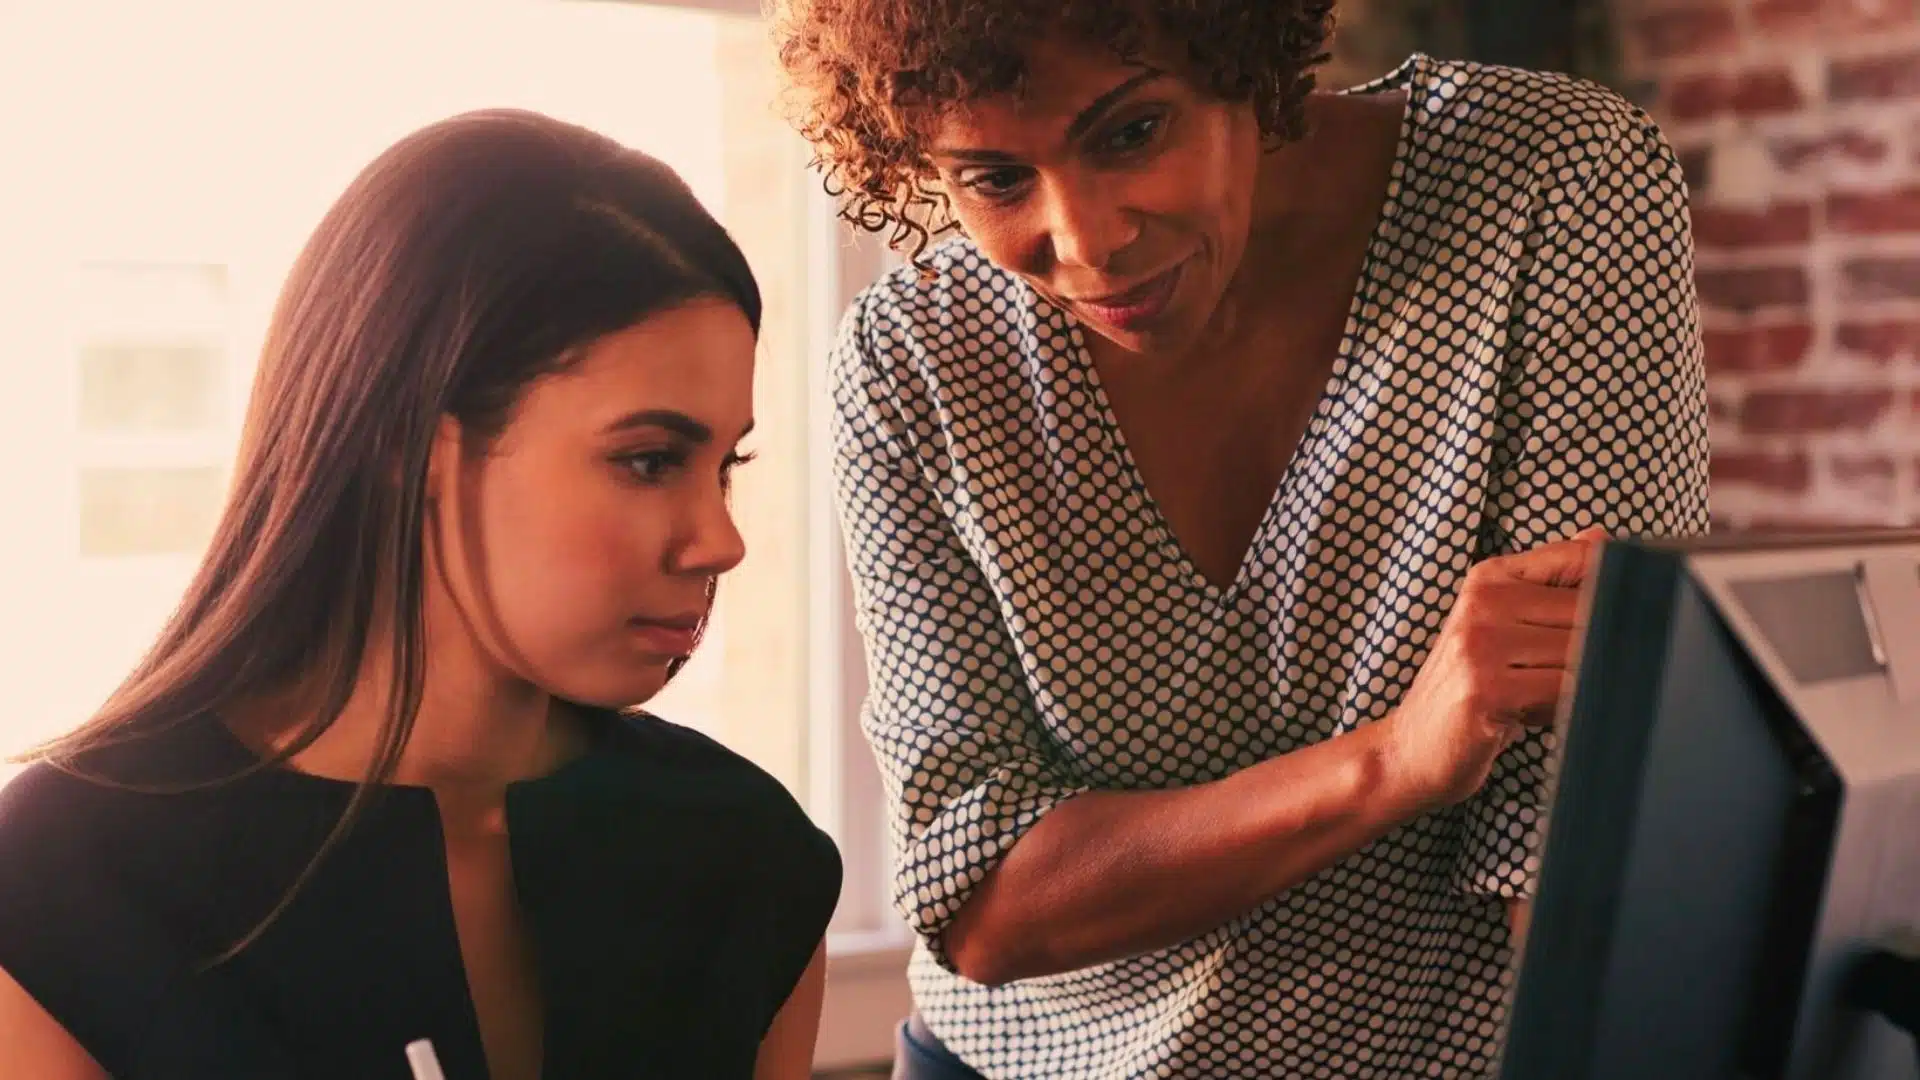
(191, 712), (642, 1080)
(1052, 53), (1427, 602)
(28, 708), (834, 1079)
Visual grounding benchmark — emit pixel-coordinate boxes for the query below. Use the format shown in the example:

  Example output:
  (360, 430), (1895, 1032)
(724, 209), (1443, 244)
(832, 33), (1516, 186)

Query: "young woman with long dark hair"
(0, 108), (841, 1080)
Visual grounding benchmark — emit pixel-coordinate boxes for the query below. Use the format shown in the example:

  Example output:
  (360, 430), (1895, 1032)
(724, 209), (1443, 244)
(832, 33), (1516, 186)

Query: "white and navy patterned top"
(829, 55), (1710, 1079)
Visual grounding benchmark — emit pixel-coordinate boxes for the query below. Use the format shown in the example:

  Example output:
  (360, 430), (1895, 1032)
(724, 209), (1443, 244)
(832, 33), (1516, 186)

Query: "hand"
(1382, 528), (1607, 813)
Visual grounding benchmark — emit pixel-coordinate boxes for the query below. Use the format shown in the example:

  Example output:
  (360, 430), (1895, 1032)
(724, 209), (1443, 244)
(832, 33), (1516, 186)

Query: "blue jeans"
(892, 1012), (987, 1080)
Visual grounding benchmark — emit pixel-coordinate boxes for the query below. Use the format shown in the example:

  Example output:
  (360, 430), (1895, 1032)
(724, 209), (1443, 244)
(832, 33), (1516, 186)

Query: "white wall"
(0, 0), (735, 774)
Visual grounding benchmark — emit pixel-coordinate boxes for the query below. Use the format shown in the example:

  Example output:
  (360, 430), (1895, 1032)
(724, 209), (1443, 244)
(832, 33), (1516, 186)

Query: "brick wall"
(1331, 1), (1920, 529)
(1623, 0), (1920, 528)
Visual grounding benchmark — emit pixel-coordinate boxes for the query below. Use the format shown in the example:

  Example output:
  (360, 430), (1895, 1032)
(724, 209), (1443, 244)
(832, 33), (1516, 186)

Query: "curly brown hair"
(773, 0), (1338, 261)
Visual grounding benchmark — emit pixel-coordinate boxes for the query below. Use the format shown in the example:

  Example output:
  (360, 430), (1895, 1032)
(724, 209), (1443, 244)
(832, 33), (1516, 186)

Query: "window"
(0, 0), (907, 1067)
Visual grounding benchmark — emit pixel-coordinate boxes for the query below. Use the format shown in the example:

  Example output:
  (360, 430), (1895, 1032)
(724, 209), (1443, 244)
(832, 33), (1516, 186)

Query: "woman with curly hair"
(777, 1), (1708, 1076)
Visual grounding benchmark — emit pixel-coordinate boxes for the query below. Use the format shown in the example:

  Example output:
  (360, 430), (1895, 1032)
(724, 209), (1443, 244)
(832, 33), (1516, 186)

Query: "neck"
(1203, 91), (1406, 354)
(1244, 100), (1364, 278)
(233, 628), (588, 808)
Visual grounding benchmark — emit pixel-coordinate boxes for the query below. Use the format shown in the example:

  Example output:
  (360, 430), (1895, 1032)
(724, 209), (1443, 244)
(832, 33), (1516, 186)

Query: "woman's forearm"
(942, 720), (1434, 985)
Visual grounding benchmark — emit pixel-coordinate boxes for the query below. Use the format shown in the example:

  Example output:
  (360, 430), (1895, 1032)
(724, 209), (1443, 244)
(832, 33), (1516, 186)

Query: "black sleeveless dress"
(0, 711), (842, 1078)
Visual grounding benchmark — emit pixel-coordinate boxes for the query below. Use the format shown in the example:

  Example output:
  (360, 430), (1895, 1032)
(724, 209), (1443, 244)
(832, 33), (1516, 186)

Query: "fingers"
(1436, 528), (1608, 737)
(1486, 667), (1576, 729)
(1484, 621), (1580, 669)
(1469, 578), (1584, 630)
(1493, 529), (1609, 589)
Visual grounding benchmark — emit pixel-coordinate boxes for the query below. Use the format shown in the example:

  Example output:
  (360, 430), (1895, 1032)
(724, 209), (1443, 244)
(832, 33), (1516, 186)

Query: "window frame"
(615, 0), (916, 1062)
(800, 185), (915, 1070)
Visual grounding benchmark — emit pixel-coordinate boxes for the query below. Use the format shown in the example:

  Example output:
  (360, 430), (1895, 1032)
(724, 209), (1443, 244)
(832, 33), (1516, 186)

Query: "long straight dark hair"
(21, 108), (761, 958)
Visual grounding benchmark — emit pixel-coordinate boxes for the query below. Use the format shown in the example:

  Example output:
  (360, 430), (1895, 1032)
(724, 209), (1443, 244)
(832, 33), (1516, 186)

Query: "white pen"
(404, 1039), (448, 1080)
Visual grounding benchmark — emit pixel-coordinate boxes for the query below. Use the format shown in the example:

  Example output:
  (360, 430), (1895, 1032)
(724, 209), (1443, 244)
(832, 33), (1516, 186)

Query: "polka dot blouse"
(828, 55), (1711, 1079)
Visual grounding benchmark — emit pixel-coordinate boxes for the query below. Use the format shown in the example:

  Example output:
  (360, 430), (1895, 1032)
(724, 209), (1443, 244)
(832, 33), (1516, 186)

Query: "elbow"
(943, 922), (1020, 988)
(939, 898), (1042, 988)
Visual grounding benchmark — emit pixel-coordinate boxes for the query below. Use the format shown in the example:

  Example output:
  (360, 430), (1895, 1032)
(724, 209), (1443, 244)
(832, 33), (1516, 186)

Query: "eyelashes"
(615, 447), (758, 487)
(952, 109), (1171, 206)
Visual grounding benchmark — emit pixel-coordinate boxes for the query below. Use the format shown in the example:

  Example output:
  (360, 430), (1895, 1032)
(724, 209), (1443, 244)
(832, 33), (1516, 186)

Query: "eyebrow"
(604, 409), (756, 442)
(932, 68), (1166, 164)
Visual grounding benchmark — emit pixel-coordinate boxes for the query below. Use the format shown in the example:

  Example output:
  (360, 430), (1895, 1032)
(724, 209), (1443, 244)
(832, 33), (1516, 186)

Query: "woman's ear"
(423, 415), (465, 503)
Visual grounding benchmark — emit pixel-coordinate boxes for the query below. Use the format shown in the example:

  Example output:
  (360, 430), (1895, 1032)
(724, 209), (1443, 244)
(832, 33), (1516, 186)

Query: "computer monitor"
(1498, 530), (1920, 1080)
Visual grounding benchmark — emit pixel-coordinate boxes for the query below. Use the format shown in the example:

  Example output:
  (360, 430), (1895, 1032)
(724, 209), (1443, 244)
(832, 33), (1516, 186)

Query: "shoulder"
(0, 758), (153, 871)
(0, 760), (96, 823)
(0, 716), (246, 878)
(0, 760), (199, 1075)
(1401, 56), (1680, 204)
(848, 236), (1027, 333)
(0, 720), (251, 875)
(605, 713), (842, 986)
(0, 766), (100, 885)
(834, 237), (1046, 391)
(611, 712), (842, 880)
(611, 710), (786, 804)
(832, 238), (1077, 471)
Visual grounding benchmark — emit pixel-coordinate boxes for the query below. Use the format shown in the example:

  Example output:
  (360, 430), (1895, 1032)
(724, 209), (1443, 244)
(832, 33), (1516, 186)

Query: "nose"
(669, 485), (746, 579)
(1041, 175), (1138, 272)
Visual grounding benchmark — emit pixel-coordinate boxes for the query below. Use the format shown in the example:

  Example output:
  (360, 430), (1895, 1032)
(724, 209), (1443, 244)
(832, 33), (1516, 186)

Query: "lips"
(636, 613), (704, 630)
(1071, 261), (1185, 333)
(628, 613), (704, 657)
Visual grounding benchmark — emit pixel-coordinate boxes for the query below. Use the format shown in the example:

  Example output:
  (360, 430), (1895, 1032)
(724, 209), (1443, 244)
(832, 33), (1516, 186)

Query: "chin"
(1091, 319), (1194, 359)
(1085, 296), (1213, 359)
(620, 676), (675, 711)
(553, 671), (673, 713)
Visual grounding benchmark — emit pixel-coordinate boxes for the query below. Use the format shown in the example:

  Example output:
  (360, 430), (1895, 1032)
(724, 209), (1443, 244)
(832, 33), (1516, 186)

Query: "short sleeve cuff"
(892, 764), (1087, 976)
